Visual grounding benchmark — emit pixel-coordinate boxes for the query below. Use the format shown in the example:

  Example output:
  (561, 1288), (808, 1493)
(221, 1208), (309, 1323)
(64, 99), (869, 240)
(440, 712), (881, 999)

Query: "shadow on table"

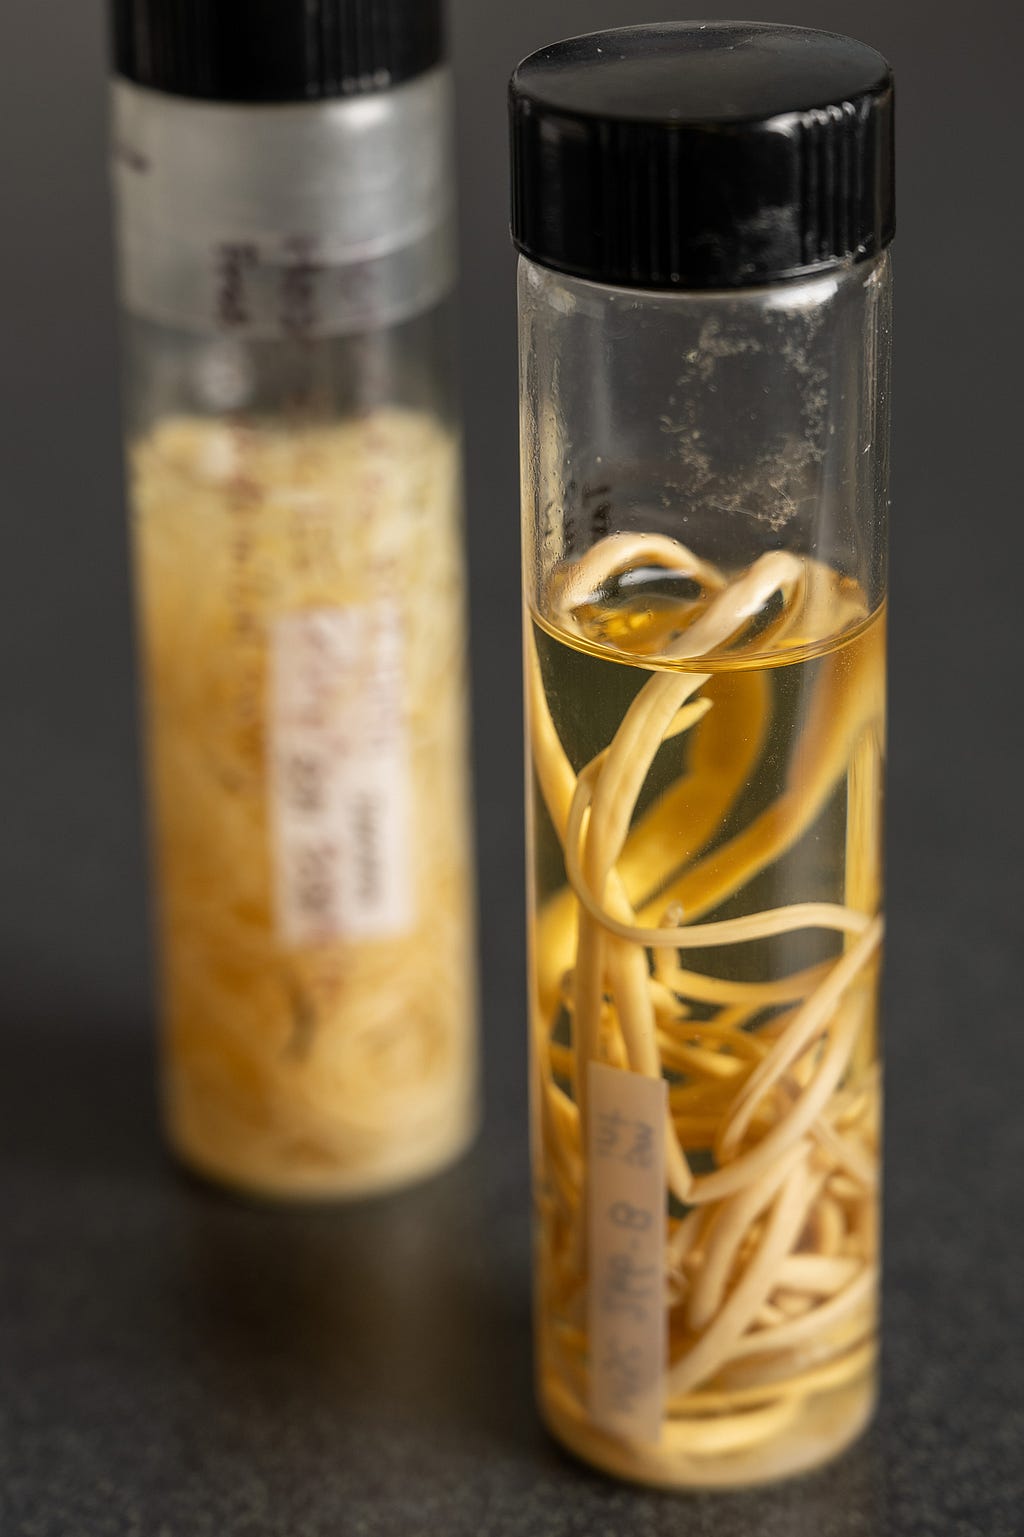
(0, 959), (885, 1532)
(172, 1128), (539, 1462)
(0, 947), (538, 1470)
(170, 1153), (886, 1533)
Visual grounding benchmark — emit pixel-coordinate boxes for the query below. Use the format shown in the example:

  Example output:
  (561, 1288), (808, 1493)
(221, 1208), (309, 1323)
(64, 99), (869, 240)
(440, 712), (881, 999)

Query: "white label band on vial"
(587, 1061), (668, 1445)
(270, 604), (413, 946)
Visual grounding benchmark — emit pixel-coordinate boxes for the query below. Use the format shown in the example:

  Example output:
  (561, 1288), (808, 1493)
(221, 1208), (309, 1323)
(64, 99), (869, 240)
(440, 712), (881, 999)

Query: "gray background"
(1, 1), (1022, 1534)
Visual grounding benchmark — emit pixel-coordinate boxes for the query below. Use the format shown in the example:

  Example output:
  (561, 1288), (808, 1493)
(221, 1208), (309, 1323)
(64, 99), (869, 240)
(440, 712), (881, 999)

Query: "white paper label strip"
(587, 1061), (667, 1445)
(270, 604), (412, 946)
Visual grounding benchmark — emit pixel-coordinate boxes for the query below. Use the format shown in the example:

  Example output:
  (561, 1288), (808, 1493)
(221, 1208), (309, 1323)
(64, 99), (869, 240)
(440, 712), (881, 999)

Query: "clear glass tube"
(113, 69), (478, 1200)
(519, 252), (890, 1485)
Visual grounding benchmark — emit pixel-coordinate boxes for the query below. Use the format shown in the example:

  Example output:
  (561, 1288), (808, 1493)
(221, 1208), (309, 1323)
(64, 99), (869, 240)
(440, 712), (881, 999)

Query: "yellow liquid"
(132, 410), (477, 1199)
(526, 545), (884, 1487)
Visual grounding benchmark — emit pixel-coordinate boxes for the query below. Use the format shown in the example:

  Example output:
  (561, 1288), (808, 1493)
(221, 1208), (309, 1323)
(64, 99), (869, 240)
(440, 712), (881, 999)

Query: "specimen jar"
(512, 22), (892, 1486)
(112, 0), (477, 1198)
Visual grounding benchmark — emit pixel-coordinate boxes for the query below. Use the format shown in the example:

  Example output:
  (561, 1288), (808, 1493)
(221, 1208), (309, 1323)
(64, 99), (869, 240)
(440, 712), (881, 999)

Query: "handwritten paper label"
(270, 605), (412, 946)
(587, 1061), (667, 1444)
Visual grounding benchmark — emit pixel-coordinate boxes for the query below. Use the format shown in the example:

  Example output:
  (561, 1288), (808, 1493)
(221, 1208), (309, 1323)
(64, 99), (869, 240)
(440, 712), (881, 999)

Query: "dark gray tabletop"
(2, 905), (1022, 1537)
(1, 0), (1022, 1533)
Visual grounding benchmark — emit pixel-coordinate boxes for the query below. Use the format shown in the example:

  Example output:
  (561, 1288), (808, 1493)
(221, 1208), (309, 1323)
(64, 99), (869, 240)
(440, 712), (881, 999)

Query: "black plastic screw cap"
(113, 0), (444, 102)
(510, 22), (895, 290)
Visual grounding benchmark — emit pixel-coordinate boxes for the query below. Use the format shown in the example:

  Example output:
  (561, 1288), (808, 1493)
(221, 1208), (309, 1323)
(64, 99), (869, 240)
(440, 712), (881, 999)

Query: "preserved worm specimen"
(133, 411), (476, 1197)
(527, 534), (883, 1485)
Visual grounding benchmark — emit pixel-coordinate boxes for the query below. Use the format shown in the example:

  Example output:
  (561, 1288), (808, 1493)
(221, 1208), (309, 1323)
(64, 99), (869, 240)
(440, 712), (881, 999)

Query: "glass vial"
(511, 23), (893, 1487)
(112, 0), (478, 1199)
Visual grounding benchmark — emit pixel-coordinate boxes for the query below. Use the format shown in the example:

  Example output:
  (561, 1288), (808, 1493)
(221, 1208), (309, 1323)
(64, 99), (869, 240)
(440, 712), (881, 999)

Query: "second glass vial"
(112, 0), (478, 1199)
(512, 22), (893, 1487)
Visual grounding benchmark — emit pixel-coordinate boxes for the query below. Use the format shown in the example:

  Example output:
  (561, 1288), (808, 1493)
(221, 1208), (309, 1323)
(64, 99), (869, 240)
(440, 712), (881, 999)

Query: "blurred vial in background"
(111, 0), (478, 1199)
